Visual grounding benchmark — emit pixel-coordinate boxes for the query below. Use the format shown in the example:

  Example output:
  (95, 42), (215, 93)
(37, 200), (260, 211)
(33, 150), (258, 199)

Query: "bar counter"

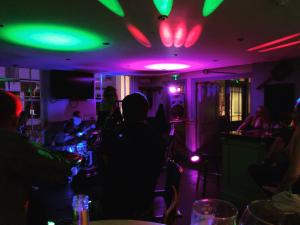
(221, 130), (274, 207)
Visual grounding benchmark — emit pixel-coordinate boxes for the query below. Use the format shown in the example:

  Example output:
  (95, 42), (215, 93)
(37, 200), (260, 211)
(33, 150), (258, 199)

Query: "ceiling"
(0, 0), (299, 75)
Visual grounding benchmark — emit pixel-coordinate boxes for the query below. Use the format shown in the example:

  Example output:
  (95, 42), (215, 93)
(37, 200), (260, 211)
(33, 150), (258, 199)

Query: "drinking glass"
(191, 199), (238, 225)
(238, 200), (300, 225)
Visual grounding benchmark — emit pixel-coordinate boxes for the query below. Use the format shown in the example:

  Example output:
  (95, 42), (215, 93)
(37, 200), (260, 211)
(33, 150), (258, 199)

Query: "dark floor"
(31, 165), (220, 225)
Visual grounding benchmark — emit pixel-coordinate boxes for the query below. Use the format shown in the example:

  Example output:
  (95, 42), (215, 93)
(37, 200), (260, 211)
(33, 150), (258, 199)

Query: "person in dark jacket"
(0, 90), (71, 225)
(100, 93), (165, 219)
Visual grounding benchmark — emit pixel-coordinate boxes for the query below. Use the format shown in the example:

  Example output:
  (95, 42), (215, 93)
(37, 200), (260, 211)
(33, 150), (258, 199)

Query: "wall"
(250, 58), (300, 114)
(158, 66), (252, 152)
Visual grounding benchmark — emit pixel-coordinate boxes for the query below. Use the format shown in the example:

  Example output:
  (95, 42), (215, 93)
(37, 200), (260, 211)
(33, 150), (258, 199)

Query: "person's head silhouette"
(0, 90), (23, 132)
(122, 93), (149, 124)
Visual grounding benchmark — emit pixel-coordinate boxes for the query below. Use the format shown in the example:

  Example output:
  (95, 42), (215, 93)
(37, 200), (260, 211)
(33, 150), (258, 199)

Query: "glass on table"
(72, 195), (90, 225)
(191, 199), (238, 225)
(238, 200), (300, 225)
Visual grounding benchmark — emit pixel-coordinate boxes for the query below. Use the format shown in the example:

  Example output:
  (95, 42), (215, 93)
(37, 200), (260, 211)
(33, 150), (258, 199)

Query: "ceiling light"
(159, 21), (173, 47)
(97, 0), (125, 17)
(174, 22), (187, 48)
(0, 23), (104, 51)
(127, 24), (152, 48)
(202, 0), (224, 17)
(153, 0), (173, 17)
(145, 63), (190, 70)
(184, 24), (203, 48)
(258, 40), (300, 52)
(247, 33), (300, 51)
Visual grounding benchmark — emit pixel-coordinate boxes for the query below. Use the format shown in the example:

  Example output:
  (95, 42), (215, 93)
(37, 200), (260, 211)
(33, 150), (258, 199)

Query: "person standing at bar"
(237, 105), (271, 131)
(0, 90), (71, 225)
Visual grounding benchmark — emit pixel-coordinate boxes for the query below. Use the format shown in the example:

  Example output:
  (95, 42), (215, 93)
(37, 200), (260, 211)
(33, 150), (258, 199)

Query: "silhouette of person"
(0, 90), (71, 225)
(100, 93), (165, 219)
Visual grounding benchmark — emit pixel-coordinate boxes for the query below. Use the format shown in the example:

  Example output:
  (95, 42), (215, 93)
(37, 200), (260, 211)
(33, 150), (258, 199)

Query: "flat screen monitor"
(50, 70), (94, 99)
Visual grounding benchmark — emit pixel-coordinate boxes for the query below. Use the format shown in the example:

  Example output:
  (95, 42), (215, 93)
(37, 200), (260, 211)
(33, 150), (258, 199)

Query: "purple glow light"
(145, 63), (190, 70)
(190, 155), (200, 162)
(169, 86), (177, 93)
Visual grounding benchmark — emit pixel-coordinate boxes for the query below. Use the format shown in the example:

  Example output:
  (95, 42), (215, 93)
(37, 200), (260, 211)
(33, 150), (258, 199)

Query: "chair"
(154, 160), (183, 223)
(163, 185), (178, 225)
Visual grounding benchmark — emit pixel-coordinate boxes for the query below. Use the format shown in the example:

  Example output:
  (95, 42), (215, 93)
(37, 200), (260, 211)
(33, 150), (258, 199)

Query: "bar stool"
(195, 151), (222, 197)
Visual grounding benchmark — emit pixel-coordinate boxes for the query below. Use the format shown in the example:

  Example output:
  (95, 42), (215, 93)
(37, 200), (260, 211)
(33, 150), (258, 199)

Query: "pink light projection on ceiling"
(159, 21), (173, 47)
(184, 24), (203, 48)
(174, 22), (187, 48)
(247, 33), (300, 53)
(127, 24), (152, 48)
(159, 22), (203, 48)
(124, 60), (202, 71)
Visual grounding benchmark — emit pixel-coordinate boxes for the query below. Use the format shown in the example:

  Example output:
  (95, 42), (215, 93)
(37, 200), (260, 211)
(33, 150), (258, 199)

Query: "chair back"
(165, 124), (176, 160)
(163, 185), (178, 225)
(165, 160), (183, 207)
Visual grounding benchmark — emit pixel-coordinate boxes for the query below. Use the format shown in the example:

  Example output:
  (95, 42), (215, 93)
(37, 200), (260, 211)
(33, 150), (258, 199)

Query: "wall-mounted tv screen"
(50, 70), (94, 99)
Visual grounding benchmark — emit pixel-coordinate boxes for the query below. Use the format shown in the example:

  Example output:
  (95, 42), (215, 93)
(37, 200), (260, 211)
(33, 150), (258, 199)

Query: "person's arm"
(277, 131), (300, 192)
(237, 115), (253, 131)
(7, 137), (71, 184)
(266, 136), (286, 161)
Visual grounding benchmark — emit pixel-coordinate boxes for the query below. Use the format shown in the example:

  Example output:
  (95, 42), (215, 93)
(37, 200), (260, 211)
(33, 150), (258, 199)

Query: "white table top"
(90, 219), (165, 225)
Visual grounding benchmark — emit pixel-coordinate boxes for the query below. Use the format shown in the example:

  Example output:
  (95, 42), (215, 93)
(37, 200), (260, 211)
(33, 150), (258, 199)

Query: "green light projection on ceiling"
(98, 0), (125, 17)
(202, 0), (224, 17)
(153, 0), (173, 16)
(0, 23), (104, 51)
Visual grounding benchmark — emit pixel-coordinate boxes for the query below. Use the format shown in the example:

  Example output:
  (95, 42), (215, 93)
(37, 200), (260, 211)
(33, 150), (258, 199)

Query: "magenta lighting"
(190, 155), (200, 163)
(168, 85), (182, 94)
(168, 86), (177, 94)
(159, 21), (203, 48)
(145, 63), (190, 70)
(123, 60), (201, 71)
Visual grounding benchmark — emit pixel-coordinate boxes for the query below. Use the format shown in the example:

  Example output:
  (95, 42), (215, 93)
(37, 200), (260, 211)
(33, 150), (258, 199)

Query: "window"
(217, 79), (250, 127)
(218, 84), (225, 116)
(116, 75), (131, 100)
(230, 86), (242, 121)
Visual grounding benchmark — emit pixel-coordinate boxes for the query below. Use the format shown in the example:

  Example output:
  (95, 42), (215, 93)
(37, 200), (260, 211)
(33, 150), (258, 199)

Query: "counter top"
(221, 130), (274, 142)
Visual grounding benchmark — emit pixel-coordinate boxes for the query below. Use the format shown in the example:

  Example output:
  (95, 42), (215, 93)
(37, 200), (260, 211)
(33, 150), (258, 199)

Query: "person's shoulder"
(0, 129), (32, 150)
(0, 129), (26, 141)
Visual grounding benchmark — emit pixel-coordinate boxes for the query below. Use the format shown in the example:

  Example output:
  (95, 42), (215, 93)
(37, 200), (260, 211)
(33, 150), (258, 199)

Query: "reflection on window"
(218, 85), (225, 116)
(230, 86), (242, 121)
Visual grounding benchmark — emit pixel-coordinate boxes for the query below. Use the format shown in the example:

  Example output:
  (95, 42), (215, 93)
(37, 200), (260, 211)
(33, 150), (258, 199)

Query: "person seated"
(248, 101), (300, 194)
(0, 90), (71, 225)
(237, 105), (271, 131)
(62, 110), (95, 144)
(99, 93), (165, 219)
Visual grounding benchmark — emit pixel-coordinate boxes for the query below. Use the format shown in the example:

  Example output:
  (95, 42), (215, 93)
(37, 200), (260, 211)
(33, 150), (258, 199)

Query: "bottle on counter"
(72, 195), (90, 225)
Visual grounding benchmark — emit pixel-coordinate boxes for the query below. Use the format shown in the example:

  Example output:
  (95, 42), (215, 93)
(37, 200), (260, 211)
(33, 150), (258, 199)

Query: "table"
(90, 220), (165, 225)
